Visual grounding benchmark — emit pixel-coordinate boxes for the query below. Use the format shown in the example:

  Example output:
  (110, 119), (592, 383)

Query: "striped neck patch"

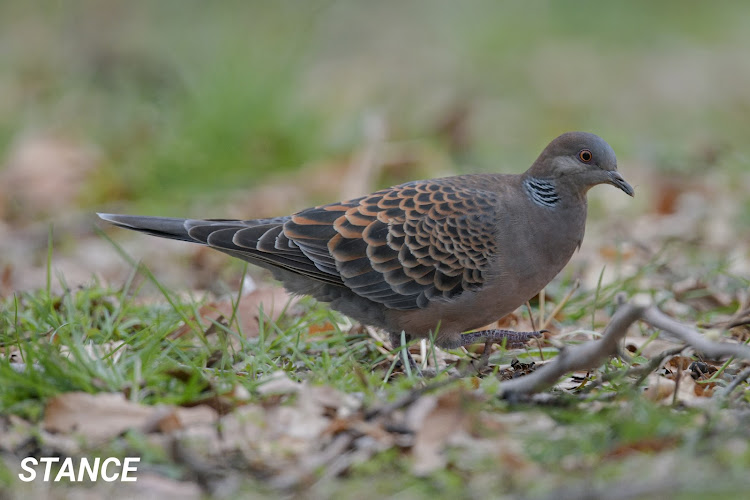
(524, 177), (560, 207)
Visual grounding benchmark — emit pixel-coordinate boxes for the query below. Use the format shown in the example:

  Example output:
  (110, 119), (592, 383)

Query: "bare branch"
(499, 302), (646, 398)
(642, 306), (750, 360)
(499, 298), (750, 399)
(719, 365), (750, 399)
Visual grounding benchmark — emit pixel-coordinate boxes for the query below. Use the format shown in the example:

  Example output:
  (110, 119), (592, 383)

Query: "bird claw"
(441, 328), (544, 350)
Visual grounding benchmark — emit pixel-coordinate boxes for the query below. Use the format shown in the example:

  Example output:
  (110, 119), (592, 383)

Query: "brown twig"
(499, 297), (750, 399)
(719, 365), (750, 399)
(642, 306), (750, 360)
(500, 300), (645, 398)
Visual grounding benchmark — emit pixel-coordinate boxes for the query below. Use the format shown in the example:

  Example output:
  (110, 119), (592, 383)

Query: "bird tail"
(97, 213), (195, 242)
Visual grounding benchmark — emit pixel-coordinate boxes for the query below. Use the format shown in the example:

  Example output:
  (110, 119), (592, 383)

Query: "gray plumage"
(99, 131), (633, 350)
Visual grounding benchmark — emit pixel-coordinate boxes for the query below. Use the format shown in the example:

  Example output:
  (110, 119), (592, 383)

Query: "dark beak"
(608, 171), (635, 197)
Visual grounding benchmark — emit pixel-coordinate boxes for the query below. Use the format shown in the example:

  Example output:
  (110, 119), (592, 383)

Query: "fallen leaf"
(257, 371), (302, 396)
(44, 392), (166, 442)
(665, 355), (693, 374)
(643, 374), (676, 402)
(409, 390), (472, 475)
(624, 335), (681, 359)
(157, 405), (219, 433)
(643, 372), (711, 407)
(674, 371), (710, 406)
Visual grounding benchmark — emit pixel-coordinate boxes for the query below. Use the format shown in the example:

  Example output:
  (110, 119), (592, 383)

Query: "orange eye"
(578, 149), (593, 163)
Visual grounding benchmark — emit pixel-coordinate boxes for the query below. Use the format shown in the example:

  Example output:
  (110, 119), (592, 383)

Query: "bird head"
(528, 132), (634, 197)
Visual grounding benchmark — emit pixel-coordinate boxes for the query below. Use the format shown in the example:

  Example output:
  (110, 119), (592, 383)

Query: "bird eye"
(578, 149), (593, 163)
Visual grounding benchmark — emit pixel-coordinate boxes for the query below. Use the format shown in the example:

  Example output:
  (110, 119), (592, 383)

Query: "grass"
(2, 235), (750, 497)
(0, 280), (371, 416)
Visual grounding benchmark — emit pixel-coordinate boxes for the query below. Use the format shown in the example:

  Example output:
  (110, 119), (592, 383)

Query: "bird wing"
(184, 217), (345, 286)
(283, 179), (499, 310)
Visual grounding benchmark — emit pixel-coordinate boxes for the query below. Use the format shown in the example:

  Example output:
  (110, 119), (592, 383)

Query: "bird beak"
(608, 171), (635, 197)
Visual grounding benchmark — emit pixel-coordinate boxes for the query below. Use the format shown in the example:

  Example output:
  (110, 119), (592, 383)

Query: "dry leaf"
(157, 405), (219, 433)
(257, 371), (302, 396)
(305, 384), (362, 418)
(665, 355), (693, 374)
(44, 392), (165, 442)
(410, 390), (472, 475)
(674, 371), (712, 406)
(624, 335), (681, 359)
(643, 374), (676, 402)
(643, 372), (711, 407)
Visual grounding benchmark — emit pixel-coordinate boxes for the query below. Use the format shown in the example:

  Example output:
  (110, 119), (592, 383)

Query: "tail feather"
(97, 212), (345, 286)
(97, 213), (197, 243)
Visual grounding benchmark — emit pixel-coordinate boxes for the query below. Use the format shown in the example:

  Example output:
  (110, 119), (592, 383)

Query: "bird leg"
(448, 329), (544, 375)
(389, 332), (421, 375)
(440, 329), (545, 350)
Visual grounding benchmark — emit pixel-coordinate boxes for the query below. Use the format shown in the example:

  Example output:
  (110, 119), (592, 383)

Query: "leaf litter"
(1, 127), (750, 498)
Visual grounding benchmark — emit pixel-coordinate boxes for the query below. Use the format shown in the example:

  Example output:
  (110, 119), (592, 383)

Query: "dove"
(99, 131), (633, 363)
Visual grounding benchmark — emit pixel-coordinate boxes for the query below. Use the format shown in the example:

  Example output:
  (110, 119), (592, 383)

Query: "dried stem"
(499, 298), (750, 399)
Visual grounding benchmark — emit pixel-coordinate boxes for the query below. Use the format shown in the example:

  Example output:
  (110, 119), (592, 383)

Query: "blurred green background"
(1, 0), (749, 216)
